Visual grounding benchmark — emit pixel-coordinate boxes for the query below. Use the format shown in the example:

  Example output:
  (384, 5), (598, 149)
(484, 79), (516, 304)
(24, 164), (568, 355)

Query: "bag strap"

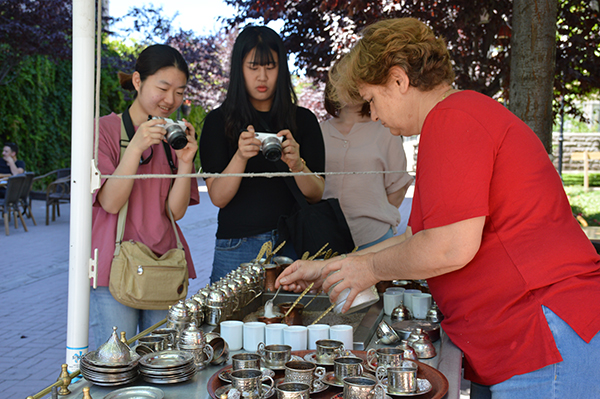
(114, 116), (183, 256)
(277, 162), (311, 210)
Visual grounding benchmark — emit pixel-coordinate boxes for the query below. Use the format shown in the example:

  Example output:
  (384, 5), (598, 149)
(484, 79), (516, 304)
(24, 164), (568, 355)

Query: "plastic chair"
(0, 174), (28, 235)
(18, 171), (37, 226)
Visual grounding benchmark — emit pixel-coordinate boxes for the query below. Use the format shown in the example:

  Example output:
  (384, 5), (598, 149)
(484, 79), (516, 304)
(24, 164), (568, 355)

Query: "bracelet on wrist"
(290, 158), (306, 173)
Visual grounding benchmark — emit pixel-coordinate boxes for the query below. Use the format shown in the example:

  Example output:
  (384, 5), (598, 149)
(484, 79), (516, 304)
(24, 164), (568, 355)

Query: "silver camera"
(152, 117), (188, 150)
(255, 132), (283, 162)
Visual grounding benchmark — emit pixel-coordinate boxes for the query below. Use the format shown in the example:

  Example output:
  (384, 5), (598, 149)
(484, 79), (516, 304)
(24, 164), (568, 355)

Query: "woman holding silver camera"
(90, 44), (199, 349)
(200, 26), (325, 283)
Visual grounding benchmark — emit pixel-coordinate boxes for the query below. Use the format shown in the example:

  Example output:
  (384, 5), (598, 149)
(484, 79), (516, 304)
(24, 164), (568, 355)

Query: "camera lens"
(166, 125), (188, 150)
(261, 137), (282, 162)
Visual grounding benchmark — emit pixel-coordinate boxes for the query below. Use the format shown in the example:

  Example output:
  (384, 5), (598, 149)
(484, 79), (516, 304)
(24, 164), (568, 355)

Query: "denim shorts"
(471, 305), (600, 399)
(210, 229), (297, 284)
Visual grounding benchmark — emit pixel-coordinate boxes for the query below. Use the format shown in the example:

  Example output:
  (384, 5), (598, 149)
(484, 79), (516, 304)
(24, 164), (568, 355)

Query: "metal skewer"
(283, 282), (314, 318)
(310, 303), (336, 325)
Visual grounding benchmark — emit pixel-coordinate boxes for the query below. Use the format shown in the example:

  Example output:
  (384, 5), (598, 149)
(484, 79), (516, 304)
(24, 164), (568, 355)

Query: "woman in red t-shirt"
(276, 18), (600, 398)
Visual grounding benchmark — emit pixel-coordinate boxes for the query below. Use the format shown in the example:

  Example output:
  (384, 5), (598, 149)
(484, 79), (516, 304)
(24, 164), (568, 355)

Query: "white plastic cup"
(383, 291), (404, 316)
(243, 321), (266, 351)
(220, 320), (243, 351)
(265, 323), (288, 345)
(412, 293), (432, 320)
(307, 324), (330, 350)
(403, 289), (422, 314)
(283, 325), (308, 351)
(330, 325), (353, 350)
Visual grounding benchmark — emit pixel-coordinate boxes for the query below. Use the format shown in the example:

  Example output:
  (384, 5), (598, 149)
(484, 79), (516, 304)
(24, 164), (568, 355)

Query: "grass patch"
(562, 172), (600, 187)
(564, 186), (600, 226)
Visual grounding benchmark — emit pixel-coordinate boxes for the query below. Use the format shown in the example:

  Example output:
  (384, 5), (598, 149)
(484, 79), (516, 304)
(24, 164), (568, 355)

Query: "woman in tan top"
(321, 79), (413, 250)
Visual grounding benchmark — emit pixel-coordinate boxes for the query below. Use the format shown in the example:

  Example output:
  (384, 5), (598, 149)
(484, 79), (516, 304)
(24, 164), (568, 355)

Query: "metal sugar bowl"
(177, 320), (214, 370)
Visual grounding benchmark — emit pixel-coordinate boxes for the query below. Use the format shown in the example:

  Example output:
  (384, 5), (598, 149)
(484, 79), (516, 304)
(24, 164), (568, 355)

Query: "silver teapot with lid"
(166, 299), (190, 338)
(177, 320), (214, 370)
(205, 286), (227, 325)
(185, 297), (204, 327)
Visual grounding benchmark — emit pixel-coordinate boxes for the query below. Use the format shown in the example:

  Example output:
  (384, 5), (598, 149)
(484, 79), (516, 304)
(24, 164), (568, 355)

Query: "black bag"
(277, 172), (355, 257)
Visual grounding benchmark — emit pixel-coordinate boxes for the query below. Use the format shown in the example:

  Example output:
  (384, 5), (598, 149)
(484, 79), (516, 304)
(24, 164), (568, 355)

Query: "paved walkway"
(0, 182), (430, 399)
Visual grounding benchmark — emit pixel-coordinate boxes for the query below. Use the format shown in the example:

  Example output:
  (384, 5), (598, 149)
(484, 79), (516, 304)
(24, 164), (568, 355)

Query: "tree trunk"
(508, 0), (558, 153)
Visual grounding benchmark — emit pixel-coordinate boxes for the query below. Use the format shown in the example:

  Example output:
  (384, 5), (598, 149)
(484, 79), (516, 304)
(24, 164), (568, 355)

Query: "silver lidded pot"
(96, 326), (135, 365)
(166, 299), (190, 340)
(205, 287), (227, 326)
(185, 297), (204, 327)
(177, 320), (214, 370)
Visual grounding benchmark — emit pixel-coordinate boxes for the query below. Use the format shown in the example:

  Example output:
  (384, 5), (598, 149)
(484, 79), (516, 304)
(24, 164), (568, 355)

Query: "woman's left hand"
(321, 253), (380, 313)
(173, 119), (198, 164)
(278, 129), (303, 172)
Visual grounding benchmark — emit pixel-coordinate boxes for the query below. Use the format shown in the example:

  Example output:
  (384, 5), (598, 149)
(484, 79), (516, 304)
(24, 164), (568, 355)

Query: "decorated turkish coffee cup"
(334, 356), (364, 383)
(283, 360), (326, 391)
(257, 342), (292, 369)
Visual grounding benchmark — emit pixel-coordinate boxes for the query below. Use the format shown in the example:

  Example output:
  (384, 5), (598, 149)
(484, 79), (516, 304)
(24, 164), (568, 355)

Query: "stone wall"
(552, 132), (600, 171)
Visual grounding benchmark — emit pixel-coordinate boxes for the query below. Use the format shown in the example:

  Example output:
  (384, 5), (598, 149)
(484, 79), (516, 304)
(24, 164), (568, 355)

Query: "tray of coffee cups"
(208, 350), (448, 399)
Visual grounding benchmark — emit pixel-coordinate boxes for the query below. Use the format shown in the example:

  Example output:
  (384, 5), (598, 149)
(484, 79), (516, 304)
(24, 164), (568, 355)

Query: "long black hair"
(221, 26), (298, 145)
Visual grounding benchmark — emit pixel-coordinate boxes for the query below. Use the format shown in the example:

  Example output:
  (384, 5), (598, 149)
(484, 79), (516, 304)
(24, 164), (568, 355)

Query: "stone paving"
(0, 181), (421, 399)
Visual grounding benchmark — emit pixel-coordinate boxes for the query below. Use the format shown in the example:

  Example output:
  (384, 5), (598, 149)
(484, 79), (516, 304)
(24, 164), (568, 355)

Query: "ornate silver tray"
(140, 350), (194, 369)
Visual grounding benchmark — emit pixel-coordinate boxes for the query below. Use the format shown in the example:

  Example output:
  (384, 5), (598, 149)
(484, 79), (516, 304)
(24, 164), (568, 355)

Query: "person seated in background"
(320, 76), (413, 251)
(0, 142), (26, 198)
(0, 142), (25, 177)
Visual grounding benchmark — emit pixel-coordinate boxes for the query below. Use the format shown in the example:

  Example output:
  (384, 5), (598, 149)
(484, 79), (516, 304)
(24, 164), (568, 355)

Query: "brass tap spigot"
(56, 363), (71, 395)
(120, 331), (127, 344)
(82, 386), (93, 398)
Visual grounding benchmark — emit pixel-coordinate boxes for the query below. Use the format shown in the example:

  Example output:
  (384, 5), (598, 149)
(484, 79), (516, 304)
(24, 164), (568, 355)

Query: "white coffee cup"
(220, 320), (243, 351)
(243, 322), (266, 351)
(284, 325), (308, 351)
(307, 324), (330, 350)
(411, 293), (432, 320)
(402, 289), (422, 314)
(266, 323), (288, 345)
(385, 287), (406, 295)
(383, 291), (404, 316)
(330, 325), (353, 350)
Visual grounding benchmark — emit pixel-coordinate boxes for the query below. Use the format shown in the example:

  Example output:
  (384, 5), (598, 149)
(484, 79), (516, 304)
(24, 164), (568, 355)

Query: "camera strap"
(121, 105), (153, 165)
(121, 106), (177, 173)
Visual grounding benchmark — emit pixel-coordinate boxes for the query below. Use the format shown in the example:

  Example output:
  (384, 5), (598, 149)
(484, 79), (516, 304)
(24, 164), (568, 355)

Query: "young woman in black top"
(200, 26), (325, 283)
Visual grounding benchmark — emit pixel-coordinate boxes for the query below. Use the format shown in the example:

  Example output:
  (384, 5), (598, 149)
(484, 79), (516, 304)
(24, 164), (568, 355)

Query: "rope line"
(98, 170), (414, 180)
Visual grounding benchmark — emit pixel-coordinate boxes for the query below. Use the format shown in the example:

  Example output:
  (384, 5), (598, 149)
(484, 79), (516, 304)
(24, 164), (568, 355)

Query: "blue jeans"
(89, 286), (168, 350)
(471, 306), (600, 399)
(356, 227), (395, 251)
(210, 229), (297, 283)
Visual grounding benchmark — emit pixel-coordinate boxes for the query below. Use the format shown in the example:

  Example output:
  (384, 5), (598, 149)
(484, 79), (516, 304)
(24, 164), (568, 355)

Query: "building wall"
(553, 132), (600, 171)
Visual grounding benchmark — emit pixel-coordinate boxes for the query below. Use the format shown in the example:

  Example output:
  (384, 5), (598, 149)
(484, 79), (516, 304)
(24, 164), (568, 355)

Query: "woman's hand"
(128, 118), (168, 156)
(275, 258), (330, 293)
(173, 119), (198, 165)
(237, 125), (261, 161)
(278, 129), (303, 172)
(321, 253), (379, 313)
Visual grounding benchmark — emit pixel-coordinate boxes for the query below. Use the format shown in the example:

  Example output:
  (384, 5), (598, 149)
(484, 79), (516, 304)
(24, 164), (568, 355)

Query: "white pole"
(66, 0), (95, 372)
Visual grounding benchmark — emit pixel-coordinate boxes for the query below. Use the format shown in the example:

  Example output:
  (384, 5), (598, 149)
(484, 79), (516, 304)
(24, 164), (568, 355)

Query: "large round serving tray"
(103, 386), (165, 399)
(139, 350), (194, 369)
(207, 350), (448, 399)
